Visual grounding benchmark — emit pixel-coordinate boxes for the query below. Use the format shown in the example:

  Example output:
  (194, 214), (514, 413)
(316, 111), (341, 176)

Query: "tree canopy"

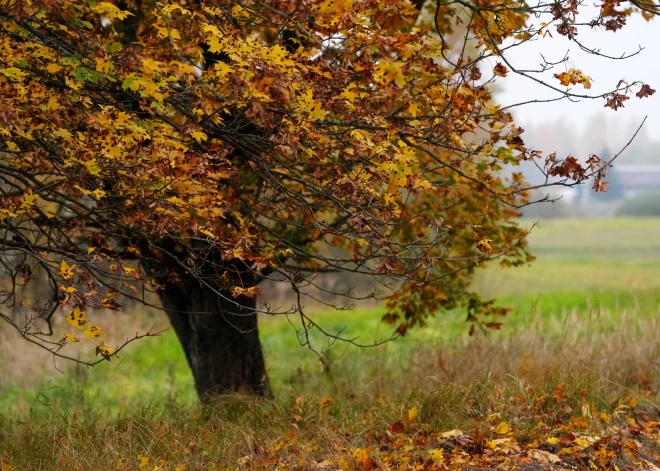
(0, 0), (655, 395)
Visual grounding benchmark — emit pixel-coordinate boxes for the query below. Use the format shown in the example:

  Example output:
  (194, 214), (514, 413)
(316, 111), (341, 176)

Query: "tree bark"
(156, 278), (270, 399)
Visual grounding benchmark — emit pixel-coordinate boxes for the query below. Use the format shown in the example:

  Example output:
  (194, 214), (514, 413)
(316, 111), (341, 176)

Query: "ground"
(1, 218), (660, 470)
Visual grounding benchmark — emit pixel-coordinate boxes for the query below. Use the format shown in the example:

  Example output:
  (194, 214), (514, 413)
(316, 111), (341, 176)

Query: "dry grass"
(2, 304), (660, 470)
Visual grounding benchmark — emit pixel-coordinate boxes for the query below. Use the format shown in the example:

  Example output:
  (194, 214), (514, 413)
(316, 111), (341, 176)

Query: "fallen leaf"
(494, 421), (510, 435)
(528, 449), (561, 464)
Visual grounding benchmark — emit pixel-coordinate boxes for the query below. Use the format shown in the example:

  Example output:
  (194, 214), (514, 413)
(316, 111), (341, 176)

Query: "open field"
(2, 218), (660, 470)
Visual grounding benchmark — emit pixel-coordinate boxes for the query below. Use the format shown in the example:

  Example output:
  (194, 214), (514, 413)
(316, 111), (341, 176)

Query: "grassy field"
(2, 218), (660, 414)
(2, 218), (660, 470)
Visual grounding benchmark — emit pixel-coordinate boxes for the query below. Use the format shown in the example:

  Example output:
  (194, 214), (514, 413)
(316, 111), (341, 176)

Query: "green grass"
(2, 218), (660, 417)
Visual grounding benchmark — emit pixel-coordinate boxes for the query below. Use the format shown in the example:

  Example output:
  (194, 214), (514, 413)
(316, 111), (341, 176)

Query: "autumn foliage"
(0, 0), (656, 390)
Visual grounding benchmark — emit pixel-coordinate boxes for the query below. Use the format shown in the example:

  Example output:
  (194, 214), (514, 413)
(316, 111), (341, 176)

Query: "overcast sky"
(494, 11), (660, 148)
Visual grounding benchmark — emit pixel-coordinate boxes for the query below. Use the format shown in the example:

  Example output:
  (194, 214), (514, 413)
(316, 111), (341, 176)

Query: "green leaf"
(74, 67), (105, 84)
(494, 147), (518, 165)
(71, 19), (94, 29)
(106, 42), (122, 53)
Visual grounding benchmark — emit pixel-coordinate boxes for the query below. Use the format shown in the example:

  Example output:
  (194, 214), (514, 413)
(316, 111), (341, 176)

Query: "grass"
(3, 305), (660, 470)
(2, 217), (660, 470)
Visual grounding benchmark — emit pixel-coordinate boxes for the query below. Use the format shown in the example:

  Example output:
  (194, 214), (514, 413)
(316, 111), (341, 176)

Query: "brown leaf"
(604, 92), (630, 110)
(528, 449), (562, 464)
(101, 298), (122, 310)
(493, 63), (508, 77)
(389, 421), (405, 434)
(396, 321), (408, 336)
(636, 84), (656, 98)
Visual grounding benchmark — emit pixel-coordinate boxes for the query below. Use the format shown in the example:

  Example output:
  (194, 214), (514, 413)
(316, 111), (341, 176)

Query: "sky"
(495, 9), (660, 150)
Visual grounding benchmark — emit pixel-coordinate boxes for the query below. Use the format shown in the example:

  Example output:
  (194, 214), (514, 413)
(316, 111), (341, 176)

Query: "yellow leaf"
(60, 284), (77, 293)
(231, 4), (250, 19)
(547, 437), (559, 444)
(494, 421), (510, 434)
(352, 448), (371, 468)
(574, 437), (591, 448)
(311, 106), (327, 120)
(373, 60), (406, 87)
(74, 185), (91, 197)
(52, 128), (72, 139)
(45, 96), (60, 111)
(554, 71), (571, 86)
(63, 333), (79, 343)
(96, 344), (114, 359)
(298, 88), (327, 120)
(80, 159), (102, 176)
(92, 2), (134, 21)
(384, 192), (397, 206)
(413, 178), (432, 191)
(199, 228), (218, 240)
(93, 189), (106, 199)
(0, 209), (18, 220)
(212, 61), (232, 79)
(477, 239), (494, 254)
(407, 406), (418, 423)
(66, 309), (87, 330)
(553, 68), (592, 89)
(487, 438), (513, 449)
(46, 63), (63, 74)
(59, 260), (76, 280)
(1, 67), (28, 80)
(191, 131), (207, 142)
(65, 76), (84, 91)
(83, 324), (104, 339)
(20, 188), (39, 209)
(202, 23), (224, 37)
(428, 449), (444, 464)
(339, 83), (358, 104)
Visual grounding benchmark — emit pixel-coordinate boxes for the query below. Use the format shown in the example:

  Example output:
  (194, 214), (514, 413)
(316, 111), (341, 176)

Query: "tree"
(0, 0), (655, 399)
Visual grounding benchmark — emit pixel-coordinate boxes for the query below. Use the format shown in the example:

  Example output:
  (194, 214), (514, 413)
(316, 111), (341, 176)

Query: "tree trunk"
(157, 279), (270, 399)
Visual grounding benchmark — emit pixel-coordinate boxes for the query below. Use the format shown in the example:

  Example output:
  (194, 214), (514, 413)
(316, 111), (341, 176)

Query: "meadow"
(2, 218), (660, 470)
